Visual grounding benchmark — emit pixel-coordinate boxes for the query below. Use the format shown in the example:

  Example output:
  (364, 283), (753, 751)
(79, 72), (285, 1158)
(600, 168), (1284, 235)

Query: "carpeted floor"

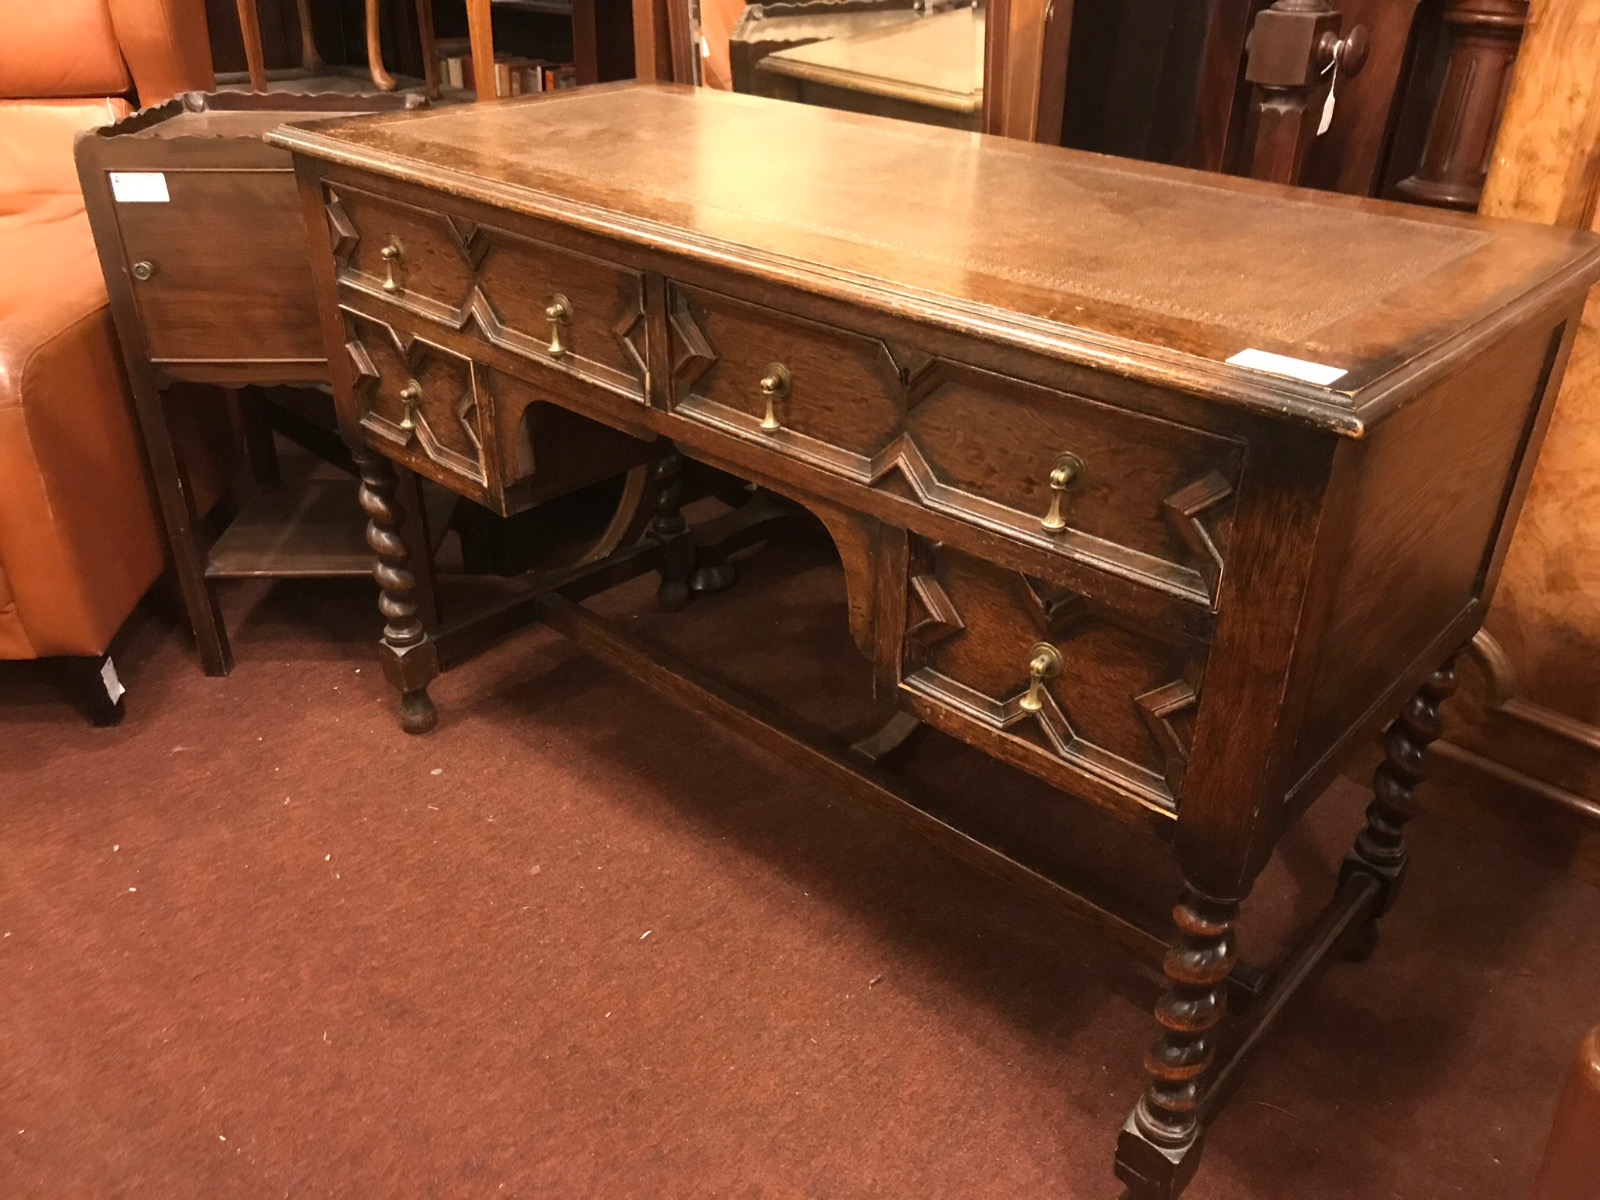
(3, 531), (1597, 1200)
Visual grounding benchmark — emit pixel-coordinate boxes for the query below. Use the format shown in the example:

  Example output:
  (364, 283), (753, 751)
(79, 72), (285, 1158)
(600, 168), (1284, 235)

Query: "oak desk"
(272, 84), (1600, 1198)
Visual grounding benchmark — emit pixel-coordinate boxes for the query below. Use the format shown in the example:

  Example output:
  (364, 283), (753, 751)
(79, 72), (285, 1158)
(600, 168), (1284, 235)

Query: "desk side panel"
(1284, 312), (1576, 805)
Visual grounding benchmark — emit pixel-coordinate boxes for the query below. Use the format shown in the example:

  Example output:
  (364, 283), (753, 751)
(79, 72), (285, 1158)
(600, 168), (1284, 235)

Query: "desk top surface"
(272, 83), (1600, 433)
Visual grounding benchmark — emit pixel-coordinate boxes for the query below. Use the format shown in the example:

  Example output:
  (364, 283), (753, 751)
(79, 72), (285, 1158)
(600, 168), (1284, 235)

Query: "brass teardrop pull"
(759, 363), (791, 432)
(545, 294), (573, 357)
(1040, 452), (1087, 533)
(398, 380), (421, 431)
(1018, 642), (1063, 714)
(380, 237), (405, 293)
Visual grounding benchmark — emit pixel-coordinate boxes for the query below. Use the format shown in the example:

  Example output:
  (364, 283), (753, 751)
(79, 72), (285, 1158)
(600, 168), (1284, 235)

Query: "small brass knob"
(131, 260), (155, 282)
(1018, 642), (1063, 714)
(1040, 452), (1087, 533)
(758, 363), (791, 432)
(546, 294), (572, 357)
(398, 380), (421, 430)
(380, 237), (405, 292)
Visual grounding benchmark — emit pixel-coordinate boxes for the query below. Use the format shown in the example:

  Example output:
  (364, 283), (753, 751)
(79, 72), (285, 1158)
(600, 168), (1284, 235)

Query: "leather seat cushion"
(0, 0), (133, 100)
(0, 98), (130, 214)
(0, 203), (167, 659)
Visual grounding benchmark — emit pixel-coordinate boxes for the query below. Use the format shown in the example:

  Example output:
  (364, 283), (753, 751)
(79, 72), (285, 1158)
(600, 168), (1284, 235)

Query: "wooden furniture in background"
(982, 0), (1071, 142)
(74, 91), (441, 676)
(1393, 0), (1529, 211)
(756, 7), (984, 131)
(1428, 0), (1600, 883)
(727, 0), (930, 97)
(275, 85), (1600, 1197)
(233, 0), (441, 97)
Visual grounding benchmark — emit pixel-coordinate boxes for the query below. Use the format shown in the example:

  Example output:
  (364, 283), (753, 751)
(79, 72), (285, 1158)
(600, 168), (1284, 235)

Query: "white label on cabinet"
(1226, 348), (1347, 387)
(109, 171), (170, 203)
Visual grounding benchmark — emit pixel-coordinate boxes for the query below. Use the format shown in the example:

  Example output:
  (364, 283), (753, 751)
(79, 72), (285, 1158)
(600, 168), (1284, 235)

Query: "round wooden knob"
(1319, 25), (1369, 76)
(131, 260), (155, 282)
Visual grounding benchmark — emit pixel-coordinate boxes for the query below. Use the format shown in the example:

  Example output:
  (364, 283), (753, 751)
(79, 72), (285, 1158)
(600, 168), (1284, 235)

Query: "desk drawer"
(668, 284), (1243, 606)
(327, 183), (648, 398)
(341, 306), (652, 514)
(896, 540), (1205, 818)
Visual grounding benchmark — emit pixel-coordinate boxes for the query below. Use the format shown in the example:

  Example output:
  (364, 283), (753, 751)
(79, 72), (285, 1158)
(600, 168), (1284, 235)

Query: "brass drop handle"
(380, 237), (405, 293)
(758, 363), (792, 432)
(1040, 452), (1087, 533)
(131, 260), (156, 282)
(398, 380), (421, 430)
(1018, 642), (1063, 714)
(545, 294), (572, 357)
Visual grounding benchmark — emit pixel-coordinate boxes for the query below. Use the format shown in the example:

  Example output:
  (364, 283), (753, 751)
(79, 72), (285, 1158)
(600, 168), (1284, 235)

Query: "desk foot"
(1116, 888), (1239, 1200)
(689, 562), (737, 595)
(1338, 655), (1458, 958)
(358, 448), (441, 736)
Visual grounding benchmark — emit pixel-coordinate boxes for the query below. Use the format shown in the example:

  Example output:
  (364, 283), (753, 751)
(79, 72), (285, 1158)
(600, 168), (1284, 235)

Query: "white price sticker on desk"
(1226, 348), (1347, 387)
(109, 171), (170, 203)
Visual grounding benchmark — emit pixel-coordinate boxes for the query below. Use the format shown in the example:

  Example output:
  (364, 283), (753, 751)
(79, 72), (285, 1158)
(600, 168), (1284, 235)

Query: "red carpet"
(3, 535), (1597, 1199)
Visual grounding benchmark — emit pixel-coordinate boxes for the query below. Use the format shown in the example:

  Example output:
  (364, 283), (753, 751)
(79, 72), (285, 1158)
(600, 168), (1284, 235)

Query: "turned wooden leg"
(234, 0), (269, 92)
(414, 0), (441, 99)
(295, 0), (324, 71)
(1338, 655), (1459, 958)
(650, 445), (693, 612)
(1116, 888), (1241, 1200)
(366, 0), (397, 91)
(357, 448), (439, 734)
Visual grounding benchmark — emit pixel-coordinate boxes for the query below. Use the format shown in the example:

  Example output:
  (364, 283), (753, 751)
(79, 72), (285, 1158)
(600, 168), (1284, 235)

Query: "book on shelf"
(434, 43), (577, 97)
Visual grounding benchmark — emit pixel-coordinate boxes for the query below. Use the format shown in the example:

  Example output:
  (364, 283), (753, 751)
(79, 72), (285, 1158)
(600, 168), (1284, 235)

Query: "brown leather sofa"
(0, 0), (230, 723)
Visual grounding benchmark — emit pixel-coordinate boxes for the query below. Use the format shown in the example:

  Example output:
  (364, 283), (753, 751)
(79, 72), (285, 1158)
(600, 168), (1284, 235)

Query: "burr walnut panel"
(898, 541), (1205, 818)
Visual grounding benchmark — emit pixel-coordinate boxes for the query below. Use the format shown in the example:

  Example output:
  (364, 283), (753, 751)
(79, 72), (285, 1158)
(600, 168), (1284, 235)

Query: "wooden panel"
(1292, 317), (1564, 786)
(898, 540), (1204, 823)
(344, 307), (492, 498)
(117, 169), (324, 365)
(669, 282), (1245, 605)
(669, 283), (904, 453)
(907, 367), (1243, 604)
(330, 181), (649, 399)
(329, 182), (477, 318)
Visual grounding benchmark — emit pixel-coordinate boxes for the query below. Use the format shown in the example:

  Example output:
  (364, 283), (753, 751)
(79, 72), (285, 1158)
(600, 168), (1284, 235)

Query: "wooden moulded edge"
(266, 119), (1600, 439)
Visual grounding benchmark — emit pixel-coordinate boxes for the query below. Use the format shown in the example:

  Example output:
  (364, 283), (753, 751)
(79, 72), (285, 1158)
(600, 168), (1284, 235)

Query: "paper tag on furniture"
(109, 172), (170, 203)
(1226, 348), (1348, 387)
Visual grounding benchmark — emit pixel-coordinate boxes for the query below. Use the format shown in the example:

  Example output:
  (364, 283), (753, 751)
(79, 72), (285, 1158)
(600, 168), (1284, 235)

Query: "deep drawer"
(895, 539), (1207, 819)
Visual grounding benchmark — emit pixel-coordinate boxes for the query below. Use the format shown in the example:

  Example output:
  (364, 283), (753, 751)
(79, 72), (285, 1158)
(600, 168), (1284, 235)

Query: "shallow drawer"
(326, 182), (648, 398)
(342, 306), (651, 515)
(667, 283), (1244, 606)
(895, 540), (1206, 817)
